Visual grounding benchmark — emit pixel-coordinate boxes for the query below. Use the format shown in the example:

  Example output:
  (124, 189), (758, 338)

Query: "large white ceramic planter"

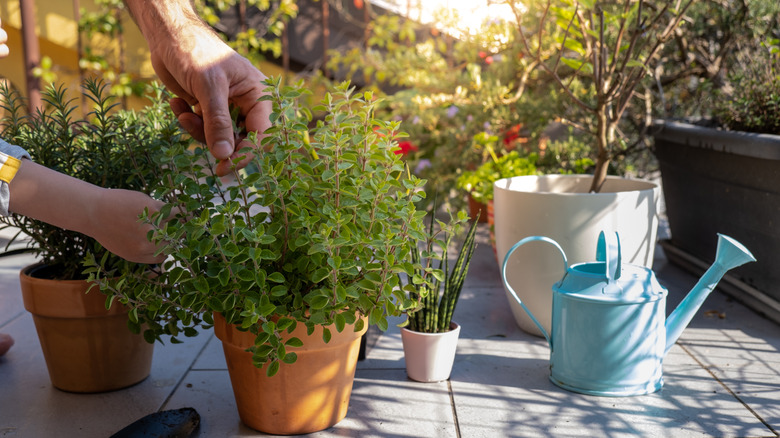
(401, 322), (461, 382)
(494, 175), (660, 337)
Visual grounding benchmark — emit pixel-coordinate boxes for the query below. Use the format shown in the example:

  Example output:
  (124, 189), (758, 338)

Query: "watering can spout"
(664, 234), (756, 355)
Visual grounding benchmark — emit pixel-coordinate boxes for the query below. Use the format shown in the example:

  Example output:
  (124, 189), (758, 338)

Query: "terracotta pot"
(213, 312), (367, 435)
(19, 263), (154, 393)
(487, 200), (497, 262)
(467, 195), (488, 223)
(401, 322), (461, 382)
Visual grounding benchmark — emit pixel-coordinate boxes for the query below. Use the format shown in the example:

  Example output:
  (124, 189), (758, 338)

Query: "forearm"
(123, 0), (205, 42)
(8, 160), (164, 264)
(9, 159), (103, 236)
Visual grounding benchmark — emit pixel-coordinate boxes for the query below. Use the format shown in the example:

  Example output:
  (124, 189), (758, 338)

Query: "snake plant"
(401, 205), (479, 333)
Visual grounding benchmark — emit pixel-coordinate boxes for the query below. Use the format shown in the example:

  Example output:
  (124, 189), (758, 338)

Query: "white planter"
(400, 322), (461, 383)
(494, 175), (660, 337)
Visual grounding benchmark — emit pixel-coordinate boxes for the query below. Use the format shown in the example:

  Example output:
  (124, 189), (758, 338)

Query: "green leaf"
(560, 57), (593, 75)
(218, 268), (231, 286)
(276, 318), (293, 332)
(335, 313), (346, 332)
(308, 295), (330, 310)
(311, 268), (330, 283)
(267, 272), (286, 283)
(282, 352), (298, 364)
(129, 308), (139, 324)
(285, 337), (304, 347)
(143, 329), (156, 344)
(266, 361), (280, 377)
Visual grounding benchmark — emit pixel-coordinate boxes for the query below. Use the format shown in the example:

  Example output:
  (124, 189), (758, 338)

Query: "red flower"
(503, 124), (528, 147)
(478, 51), (488, 59)
(394, 141), (418, 156)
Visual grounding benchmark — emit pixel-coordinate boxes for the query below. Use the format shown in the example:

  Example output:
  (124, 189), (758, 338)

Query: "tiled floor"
(1, 225), (779, 437)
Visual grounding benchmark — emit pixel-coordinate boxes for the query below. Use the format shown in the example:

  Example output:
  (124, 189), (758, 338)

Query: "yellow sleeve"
(0, 152), (22, 184)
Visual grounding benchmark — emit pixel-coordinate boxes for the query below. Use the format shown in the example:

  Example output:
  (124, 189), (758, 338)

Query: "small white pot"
(401, 322), (461, 383)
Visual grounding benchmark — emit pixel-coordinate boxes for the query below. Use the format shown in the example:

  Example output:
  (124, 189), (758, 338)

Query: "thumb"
(199, 93), (235, 161)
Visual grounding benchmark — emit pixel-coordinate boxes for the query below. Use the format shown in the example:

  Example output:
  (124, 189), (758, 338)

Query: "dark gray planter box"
(652, 120), (780, 320)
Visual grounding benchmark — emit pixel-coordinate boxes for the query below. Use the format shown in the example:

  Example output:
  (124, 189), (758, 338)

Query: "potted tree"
(494, 0), (691, 336)
(652, 39), (780, 318)
(87, 78), (432, 434)
(398, 205), (478, 383)
(0, 80), (179, 392)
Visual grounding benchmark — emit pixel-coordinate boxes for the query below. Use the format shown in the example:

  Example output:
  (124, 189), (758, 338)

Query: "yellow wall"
(0, 0), (293, 113)
(0, 0), (154, 110)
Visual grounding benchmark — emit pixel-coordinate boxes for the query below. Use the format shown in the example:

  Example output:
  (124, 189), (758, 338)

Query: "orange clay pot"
(213, 312), (367, 435)
(487, 199), (497, 262)
(467, 195), (488, 223)
(19, 263), (154, 393)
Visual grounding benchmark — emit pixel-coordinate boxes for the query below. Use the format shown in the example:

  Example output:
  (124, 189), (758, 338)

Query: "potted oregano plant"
(398, 205), (478, 383)
(0, 79), (181, 392)
(87, 77), (431, 434)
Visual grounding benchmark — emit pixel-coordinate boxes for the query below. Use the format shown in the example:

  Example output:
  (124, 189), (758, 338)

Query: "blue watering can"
(501, 231), (755, 396)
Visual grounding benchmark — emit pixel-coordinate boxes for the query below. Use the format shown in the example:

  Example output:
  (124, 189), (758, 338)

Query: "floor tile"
(2, 225), (780, 437)
(163, 369), (457, 437)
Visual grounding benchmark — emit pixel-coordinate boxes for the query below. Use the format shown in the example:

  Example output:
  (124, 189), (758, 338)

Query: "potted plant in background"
(398, 205), (478, 383)
(494, 0), (691, 337)
(456, 133), (536, 257)
(87, 78), (431, 434)
(0, 79), (178, 392)
(652, 36), (780, 322)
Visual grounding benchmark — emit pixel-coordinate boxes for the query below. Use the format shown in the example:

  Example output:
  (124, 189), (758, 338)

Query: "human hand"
(91, 188), (167, 264)
(132, 5), (271, 176)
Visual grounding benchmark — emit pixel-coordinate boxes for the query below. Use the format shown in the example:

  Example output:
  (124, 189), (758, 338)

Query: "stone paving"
(1, 225), (779, 437)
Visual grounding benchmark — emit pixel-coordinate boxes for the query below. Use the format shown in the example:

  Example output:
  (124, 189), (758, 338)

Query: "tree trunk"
(321, 0), (329, 77)
(19, 0), (41, 115)
(589, 106), (610, 193)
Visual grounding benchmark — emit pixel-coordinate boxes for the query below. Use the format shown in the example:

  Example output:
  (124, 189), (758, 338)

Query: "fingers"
(171, 97), (253, 177)
(243, 97), (273, 146)
(198, 84), (236, 162)
(170, 98), (207, 144)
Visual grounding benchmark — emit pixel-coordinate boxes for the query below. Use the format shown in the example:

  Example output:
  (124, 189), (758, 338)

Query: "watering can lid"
(555, 232), (667, 303)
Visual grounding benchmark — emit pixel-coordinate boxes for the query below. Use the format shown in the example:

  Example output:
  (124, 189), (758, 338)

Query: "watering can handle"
(595, 231), (622, 281)
(501, 236), (568, 346)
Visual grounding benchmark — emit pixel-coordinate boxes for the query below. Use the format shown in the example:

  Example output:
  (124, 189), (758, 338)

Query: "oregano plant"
(87, 77), (431, 376)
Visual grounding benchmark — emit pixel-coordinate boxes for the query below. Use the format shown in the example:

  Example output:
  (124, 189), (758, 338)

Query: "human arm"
(8, 159), (165, 264)
(123, 0), (271, 176)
